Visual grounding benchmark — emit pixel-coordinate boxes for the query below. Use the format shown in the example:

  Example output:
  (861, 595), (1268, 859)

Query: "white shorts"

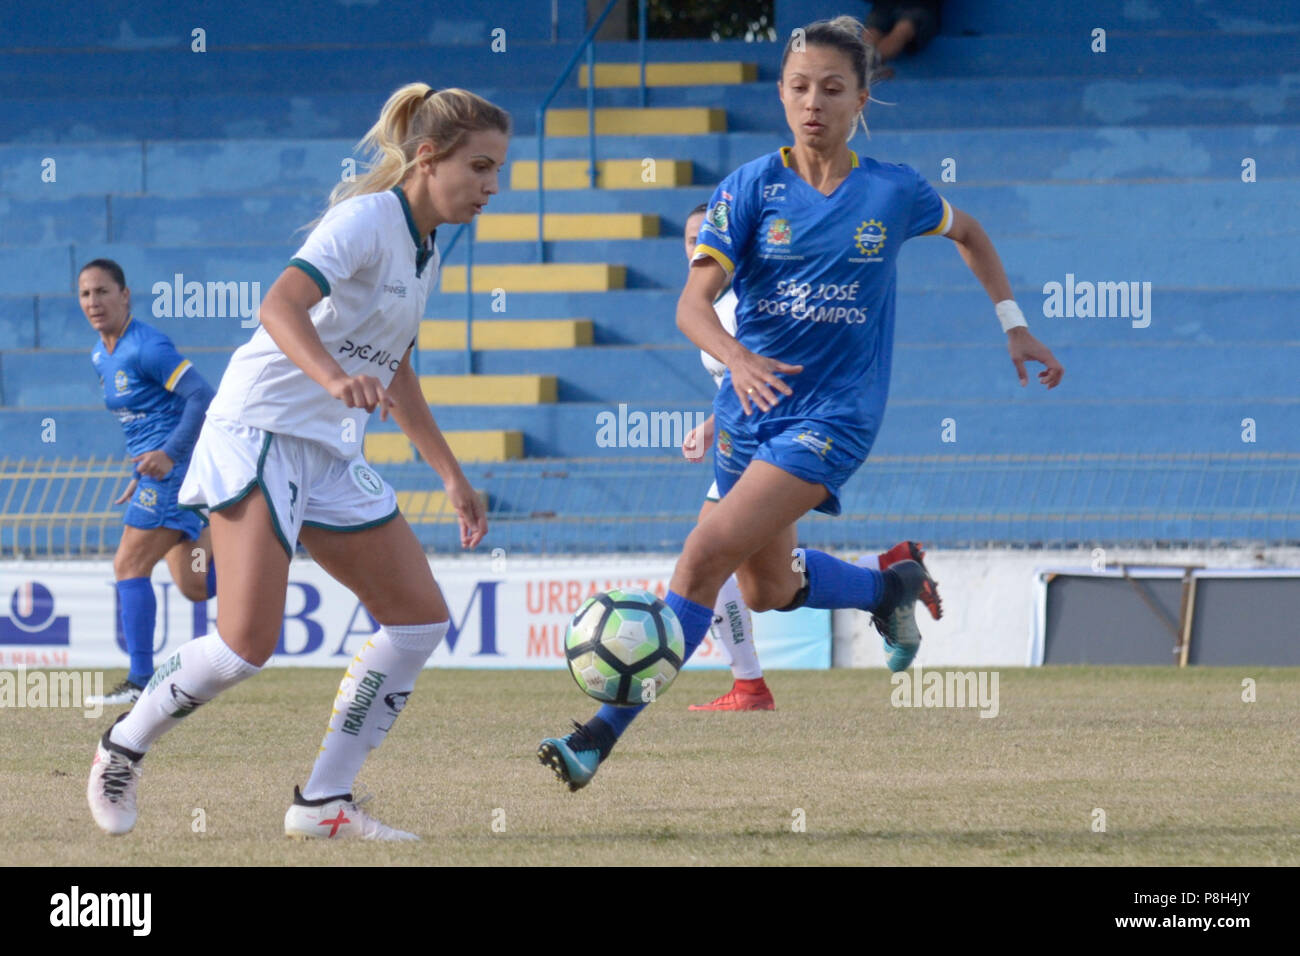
(178, 415), (399, 558)
(705, 480), (721, 502)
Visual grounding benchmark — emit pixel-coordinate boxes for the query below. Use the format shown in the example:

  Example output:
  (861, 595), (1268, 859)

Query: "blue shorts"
(124, 460), (204, 541)
(711, 413), (869, 516)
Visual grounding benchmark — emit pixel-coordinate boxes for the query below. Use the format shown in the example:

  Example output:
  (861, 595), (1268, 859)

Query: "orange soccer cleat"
(878, 541), (944, 620)
(688, 677), (775, 711)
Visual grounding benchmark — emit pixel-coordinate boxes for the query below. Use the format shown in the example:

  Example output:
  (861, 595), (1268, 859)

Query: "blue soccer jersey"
(91, 317), (193, 457)
(693, 147), (952, 459)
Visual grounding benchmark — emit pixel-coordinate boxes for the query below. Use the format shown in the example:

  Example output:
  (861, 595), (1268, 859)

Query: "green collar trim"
(391, 185), (436, 277)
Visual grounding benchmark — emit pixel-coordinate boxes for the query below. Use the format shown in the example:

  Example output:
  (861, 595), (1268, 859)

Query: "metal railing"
(535, 0), (649, 262)
(2, 453), (1298, 557)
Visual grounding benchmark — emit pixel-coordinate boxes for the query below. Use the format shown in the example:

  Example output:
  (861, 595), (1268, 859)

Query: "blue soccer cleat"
(873, 559), (929, 672)
(537, 721), (605, 792)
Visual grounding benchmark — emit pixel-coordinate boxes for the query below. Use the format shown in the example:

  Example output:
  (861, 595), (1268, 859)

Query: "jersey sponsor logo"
(112, 408), (147, 424)
(721, 190), (733, 201)
(113, 370), (131, 395)
(706, 200), (730, 236)
(717, 429), (733, 458)
(383, 281), (408, 298)
(337, 339), (402, 372)
(766, 218), (792, 246)
(853, 219), (887, 258)
(793, 430), (833, 459)
(762, 183), (786, 202)
(350, 463), (384, 497)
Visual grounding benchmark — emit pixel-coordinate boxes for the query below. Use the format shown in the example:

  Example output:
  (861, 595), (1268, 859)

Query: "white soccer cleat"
(85, 679), (144, 708)
(87, 730), (144, 835)
(284, 786), (419, 841)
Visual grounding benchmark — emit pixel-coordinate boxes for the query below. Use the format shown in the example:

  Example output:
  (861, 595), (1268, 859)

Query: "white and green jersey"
(701, 287), (739, 389)
(207, 185), (438, 459)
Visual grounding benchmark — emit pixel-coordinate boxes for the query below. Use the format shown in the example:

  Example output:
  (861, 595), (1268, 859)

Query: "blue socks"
(800, 548), (885, 611)
(117, 577), (156, 687)
(590, 590), (714, 740)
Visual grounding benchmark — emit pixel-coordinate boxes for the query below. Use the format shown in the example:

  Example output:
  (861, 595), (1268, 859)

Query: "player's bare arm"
(386, 347), (487, 548)
(946, 206), (1064, 390)
(260, 267), (396, 414)
(678, 257), (803, 415)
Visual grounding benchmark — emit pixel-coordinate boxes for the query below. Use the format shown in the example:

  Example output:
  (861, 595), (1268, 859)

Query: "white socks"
(712, 574), (762, 680)
(110, 630), (261, 754)
(855, 553), (881, 570)
(303, 622), (448, 801)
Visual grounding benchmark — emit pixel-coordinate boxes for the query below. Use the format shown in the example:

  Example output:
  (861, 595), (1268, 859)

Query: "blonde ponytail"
(308, 83), (511, 226)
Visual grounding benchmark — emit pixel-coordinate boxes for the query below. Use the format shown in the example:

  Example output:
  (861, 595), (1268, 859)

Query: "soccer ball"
(564, 588), (686, 706)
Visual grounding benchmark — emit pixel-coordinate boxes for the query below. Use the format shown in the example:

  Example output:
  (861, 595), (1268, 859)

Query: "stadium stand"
(1, 0), (1297, 554)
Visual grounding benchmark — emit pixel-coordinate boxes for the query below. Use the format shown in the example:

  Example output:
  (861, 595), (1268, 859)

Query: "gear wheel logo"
(854, 219), (886, 256)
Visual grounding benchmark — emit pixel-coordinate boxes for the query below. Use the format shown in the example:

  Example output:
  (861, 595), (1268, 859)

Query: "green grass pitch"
(6, 667), (1298, 865)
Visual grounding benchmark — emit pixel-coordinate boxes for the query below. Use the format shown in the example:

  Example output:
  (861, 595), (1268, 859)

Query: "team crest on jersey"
(853, 219), (887, 258)
(717, 429), (733, 458)
(113, 370), (130, 394)
(350, 463), (384, 497)
(766, 218), (792, 246)
(707, 200), (730, 235)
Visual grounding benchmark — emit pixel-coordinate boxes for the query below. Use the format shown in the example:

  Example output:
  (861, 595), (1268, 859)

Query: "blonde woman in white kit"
(88, 84), (506, 841)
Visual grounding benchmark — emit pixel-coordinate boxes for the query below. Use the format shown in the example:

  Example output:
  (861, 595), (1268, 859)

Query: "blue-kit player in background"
(79, 259), (218, 707)
(539, 15), (1064, 791)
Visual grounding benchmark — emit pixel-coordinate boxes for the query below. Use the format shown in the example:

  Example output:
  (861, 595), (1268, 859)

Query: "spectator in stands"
(78, 258), (217, 708)
(864, 0), (944, 78)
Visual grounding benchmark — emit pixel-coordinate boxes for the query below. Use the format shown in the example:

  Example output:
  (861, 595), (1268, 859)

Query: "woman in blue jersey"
(79, 259), (217, 707)
(540, 15), (1062, 790)
(679, 202), (943, 713)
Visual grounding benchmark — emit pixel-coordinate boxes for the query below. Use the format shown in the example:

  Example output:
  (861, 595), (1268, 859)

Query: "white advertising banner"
(0, 559), (830, 671)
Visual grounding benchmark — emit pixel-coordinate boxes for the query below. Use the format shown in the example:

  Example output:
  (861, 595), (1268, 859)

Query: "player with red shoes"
(678, 204), (943, 713)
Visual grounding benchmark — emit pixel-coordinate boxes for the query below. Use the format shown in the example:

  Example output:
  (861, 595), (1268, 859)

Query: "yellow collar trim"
(780, 146), (860, 168)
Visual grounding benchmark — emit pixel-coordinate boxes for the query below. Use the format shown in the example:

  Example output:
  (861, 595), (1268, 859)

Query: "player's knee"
(217, 625), (276, 667)
(177, 577), (208, 603)
(676, 531), (734, 597)
(113, 547), (147, 580)
(737, 580), (785, 613)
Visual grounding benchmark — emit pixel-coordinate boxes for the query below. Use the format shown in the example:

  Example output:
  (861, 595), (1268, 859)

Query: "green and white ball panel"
(600, 606), (661, 667)
(565, 595), (605, 651)
(631, 657), (680, 700)
(567, 649), (622, 702)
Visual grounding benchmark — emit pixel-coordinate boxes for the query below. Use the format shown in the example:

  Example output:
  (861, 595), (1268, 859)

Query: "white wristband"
(995, 299), (1028, 332)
